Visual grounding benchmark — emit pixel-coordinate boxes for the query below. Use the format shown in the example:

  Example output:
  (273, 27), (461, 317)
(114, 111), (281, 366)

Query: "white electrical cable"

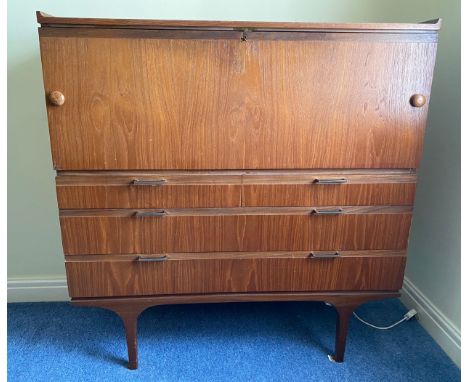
(352, 309), (417, 330)
(353, 313), (406, 330)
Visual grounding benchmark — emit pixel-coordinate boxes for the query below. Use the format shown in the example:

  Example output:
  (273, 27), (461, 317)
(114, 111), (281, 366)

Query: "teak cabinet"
(36, 11), (440, 369)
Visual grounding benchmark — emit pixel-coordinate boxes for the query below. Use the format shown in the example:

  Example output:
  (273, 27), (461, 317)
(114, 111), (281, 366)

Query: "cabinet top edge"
(36, 11), (441, 33)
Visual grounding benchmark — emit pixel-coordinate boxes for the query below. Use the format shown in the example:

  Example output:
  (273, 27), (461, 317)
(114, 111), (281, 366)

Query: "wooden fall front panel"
(37, 12), (440, 368)
(39, 28), (437, 170)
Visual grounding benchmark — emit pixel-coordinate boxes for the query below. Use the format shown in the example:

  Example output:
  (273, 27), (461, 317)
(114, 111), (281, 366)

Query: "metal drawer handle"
(309, 252), (340, 258)
(136, 255), (167, 262)
(133, 210), (167, 218)
(311, 208), (343, 215)
(130, 179), (166, 186)
(313, 178), (347, 185)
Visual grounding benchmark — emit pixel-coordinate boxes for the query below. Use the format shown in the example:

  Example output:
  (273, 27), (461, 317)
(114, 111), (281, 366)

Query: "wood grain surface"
(39, 34), (437, 170)
(57, 184), (242, 209)
(60, 212), (412, 254)
(65, 250), (406, 261)
(59, 206), (413, 216)
(57, 182), (415, 208)
(56, 170), (416, 208)
(243, 183), (416, 206)
(71, 291), (401, 305)
(39, 27), (438, 43)
(56, 169), (417, 183)
(65, 252), (406, 297)
(37, 11), (441, 32)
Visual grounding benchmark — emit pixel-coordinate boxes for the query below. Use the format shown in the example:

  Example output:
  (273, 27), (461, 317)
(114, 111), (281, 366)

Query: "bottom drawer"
(66, 251), (406, 298)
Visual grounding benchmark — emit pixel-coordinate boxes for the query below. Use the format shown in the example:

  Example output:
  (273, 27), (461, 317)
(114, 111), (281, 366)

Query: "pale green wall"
(8, 0), (460, 327)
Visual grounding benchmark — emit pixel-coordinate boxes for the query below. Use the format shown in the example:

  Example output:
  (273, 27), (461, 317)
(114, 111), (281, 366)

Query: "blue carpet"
(8, 298), (459, 381)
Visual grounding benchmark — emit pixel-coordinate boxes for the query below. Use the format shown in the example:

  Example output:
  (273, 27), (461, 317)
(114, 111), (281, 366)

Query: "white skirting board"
(7, 278), (69, 303)
(400, 277), (461, 368)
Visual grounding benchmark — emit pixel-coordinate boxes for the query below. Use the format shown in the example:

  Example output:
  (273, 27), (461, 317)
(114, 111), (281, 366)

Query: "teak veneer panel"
(57, 183), (414, 208)
(56, 169), (417, 183)
(56, 170), (416, 208)
(59, 206), (413, 216)
(65, 253), (406, 297)
(243, 183), (416, 206)
(60, 212), (412, 254)
(37, 12), (441, 32)
(240, 170), (417, 183)
(57, 184), (242, 209)
(39, 27), (437, 43)
(39, 33), (437, 170)
(66, 250), (406, 261)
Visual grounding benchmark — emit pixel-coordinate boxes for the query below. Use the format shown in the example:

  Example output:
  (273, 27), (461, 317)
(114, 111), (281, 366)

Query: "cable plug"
(404, 309), (418, 321)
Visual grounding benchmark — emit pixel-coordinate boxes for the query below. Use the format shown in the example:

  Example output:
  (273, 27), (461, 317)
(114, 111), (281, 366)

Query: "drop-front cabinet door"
(39, 29), (437, 170)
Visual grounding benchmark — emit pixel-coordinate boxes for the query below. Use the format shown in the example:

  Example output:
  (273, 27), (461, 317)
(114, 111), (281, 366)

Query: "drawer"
(65, 251), (406, 298)
(60, 207), (412, 255)
(242, 170), (417, 206)
(56, 172), (242, 209)
(56, 170), (415, 209)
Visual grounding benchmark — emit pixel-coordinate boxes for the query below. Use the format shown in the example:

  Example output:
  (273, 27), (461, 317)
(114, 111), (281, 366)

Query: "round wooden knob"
(48, 91), (65, 106)
(410, 94), (426, 108)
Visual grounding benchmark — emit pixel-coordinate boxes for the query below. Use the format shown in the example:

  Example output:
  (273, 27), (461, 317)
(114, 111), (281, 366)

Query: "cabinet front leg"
(72, 299), (156, 369)
(330, 304), (355, 363)
(118, 311), (140, 370)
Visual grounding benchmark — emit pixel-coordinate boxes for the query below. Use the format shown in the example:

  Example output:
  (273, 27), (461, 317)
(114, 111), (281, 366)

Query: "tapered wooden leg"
(119, 312), (139, 369)
(72, 299), (149, 369)
(329, 304), (355, 363)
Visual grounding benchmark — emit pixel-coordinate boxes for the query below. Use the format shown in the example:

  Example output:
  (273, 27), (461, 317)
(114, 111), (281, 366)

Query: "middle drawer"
(60, 207), (412, 255)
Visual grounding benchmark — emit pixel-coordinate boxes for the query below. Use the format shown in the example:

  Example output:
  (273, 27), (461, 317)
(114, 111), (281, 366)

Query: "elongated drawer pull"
(130, 179), (166, 186)
(311, 208), (343, 215)
(133, 210), (167, 218)
(313, 178), (347, 184)
(136, 255), (167, 262)
(309, 252), (340, 258)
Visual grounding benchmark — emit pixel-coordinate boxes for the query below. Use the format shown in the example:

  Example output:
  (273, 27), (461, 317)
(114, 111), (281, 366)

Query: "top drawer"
(39, 28), (437, 170)
(56, 170), (415, 209)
